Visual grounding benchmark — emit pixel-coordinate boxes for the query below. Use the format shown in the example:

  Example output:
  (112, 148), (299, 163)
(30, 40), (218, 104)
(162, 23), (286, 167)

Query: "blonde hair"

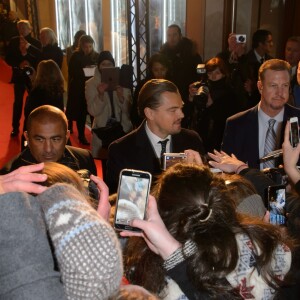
(40, 27), (58, 45)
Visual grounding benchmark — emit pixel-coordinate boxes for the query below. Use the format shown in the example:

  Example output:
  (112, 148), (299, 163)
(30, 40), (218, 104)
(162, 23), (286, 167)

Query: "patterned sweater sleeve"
(37, 183), (123, 300)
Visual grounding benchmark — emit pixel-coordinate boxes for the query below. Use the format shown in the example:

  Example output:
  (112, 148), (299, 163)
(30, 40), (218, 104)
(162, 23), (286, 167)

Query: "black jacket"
(0, 145), (97, 175)
(5, 34), (42, 83)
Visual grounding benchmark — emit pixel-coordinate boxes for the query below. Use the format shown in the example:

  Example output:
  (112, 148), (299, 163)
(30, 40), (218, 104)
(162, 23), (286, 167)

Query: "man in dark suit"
(5, 20), (42, 136)
(222, 59), (300, 170)
(106, 79), (205, 193)
(0, 105), (97, 175)
(244, 29), (274, 108)
(284, 36), (300, 106)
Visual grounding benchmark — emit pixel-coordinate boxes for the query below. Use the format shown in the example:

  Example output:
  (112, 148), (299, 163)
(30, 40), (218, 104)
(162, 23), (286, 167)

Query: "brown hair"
(205, 57), (229, 77)
(41, 162), (95, 208)
(137, 79), (179, 118)
(124, 164), (292, 298)
(258, 59), (291, 82)
(33, 59), (64, 96)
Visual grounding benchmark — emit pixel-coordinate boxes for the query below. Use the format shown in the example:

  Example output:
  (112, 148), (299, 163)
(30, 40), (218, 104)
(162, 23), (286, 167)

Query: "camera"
(196, 64), (206, 74)
(76, 169), (100, 203)
(22, 66), (34, 77)
(236, 34), (246, 43)
(193, 80), (209, 110)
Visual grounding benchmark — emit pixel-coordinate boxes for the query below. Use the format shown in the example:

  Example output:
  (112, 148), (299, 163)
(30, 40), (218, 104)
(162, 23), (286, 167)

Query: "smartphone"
(162, 153), (187, 170)
(236, 34), (246, 43)
(114, 169), (152, 232)
(289, 117), (299, 148)
(101, 67), (120, 91)
(267, 185), (286, 225)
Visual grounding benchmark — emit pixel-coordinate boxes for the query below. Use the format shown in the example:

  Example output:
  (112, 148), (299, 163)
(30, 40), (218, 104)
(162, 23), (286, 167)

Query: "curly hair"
(124, 164), (292, 298)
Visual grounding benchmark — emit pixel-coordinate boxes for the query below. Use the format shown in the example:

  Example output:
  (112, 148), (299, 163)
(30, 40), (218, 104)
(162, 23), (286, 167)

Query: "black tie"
(260, 57), (265, 64)
(158, 139), (169, 166)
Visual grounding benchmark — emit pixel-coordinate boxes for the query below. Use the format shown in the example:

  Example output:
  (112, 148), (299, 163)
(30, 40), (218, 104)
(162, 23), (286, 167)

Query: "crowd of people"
(1, 9), (300, 299)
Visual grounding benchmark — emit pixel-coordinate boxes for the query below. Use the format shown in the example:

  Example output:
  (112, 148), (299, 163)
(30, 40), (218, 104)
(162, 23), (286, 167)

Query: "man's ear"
(24, 131), (29, 141)
(66, 130), (70, 141)
(144, 107), (154, 120)
(257, 81), (263, 94)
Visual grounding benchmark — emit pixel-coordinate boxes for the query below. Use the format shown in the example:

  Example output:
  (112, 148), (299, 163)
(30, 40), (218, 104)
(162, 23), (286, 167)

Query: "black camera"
(76, 169), (100, 203)
(193, 80), (209, 110)
(22, 66), (34, 77)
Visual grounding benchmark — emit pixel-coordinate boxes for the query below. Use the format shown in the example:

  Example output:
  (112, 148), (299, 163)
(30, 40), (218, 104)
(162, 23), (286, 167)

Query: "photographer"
(189, 57), (239, 152)
(5, 20), (41, 137)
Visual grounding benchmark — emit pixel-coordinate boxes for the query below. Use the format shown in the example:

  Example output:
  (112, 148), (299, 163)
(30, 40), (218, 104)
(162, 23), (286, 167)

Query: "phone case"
(114, 169), (152, 232)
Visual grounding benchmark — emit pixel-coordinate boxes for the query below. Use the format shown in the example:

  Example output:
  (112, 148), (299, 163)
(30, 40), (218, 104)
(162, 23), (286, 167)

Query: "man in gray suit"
(106, 79), (205, 193)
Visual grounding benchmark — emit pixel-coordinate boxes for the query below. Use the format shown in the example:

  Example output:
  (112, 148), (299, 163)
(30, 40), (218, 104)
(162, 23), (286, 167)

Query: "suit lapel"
(135, 122), (161, 173)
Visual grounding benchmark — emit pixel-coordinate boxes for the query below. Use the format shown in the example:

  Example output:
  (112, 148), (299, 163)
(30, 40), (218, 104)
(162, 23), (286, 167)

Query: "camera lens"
(238, 35), (245, 42)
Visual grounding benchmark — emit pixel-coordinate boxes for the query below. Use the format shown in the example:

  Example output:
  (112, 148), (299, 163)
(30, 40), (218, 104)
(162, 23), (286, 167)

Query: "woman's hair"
(73, 30), (86, 48)
(147, 53), (170, 78)
(32, 59), (64, 96)
(221, 173), (258, 206)
(41, 162), (95, 207)
(79, 35), (95, 50)
(124, 164), (291, 298)
(205, 57), (229, 77)
(40, 27), (58, 45)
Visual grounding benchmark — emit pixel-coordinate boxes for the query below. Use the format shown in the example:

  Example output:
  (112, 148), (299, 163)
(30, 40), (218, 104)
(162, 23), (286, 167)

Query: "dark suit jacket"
(0, 145), (97, 175)
(106, 122), (205, 193)
(221, 104), (300, 169)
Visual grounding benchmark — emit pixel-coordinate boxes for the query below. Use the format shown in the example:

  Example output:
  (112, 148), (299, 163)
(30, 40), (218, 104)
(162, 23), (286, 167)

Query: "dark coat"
(5, 34), (42, 83)
(0, 145), (97, 175)
(106, 121), (205, 193)
(160, 37), (202, 102)
(66, 50), (99, 120)
(221, 104), (300, 169)
(193, 77), (240, 152)
(27, 43), (64, 69)
(243, 49), (273, 107)
(23, 86), (64, 131)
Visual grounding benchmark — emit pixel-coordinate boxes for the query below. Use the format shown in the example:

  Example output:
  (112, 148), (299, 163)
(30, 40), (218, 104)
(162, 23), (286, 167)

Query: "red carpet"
(0, 58), (103, 177)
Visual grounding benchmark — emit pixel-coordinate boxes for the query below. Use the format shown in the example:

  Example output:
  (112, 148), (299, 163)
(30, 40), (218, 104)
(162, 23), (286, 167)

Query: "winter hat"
(236, 194), (267, 218)
(98, 50), (115, 66)
(0, 192), (65, 300)
(38, 183), (123, 300)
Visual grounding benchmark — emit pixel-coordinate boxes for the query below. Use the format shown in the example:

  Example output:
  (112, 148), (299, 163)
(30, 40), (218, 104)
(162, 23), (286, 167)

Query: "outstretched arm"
(0, 163), (47, 194)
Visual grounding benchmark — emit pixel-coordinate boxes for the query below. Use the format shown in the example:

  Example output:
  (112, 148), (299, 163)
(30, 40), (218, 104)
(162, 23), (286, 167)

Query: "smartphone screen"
(290, 117), (299, 148)
(163, 153), (187, 170)
(114, 169), (152, 232)
(268, 185), (286, 225)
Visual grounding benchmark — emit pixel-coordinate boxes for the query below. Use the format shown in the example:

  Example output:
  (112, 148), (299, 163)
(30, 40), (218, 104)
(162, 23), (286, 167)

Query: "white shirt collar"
(145, 121), (171, 158)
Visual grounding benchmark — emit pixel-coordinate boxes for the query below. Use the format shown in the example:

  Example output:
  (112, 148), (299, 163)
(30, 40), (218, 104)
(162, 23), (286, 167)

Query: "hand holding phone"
(162, 153), (187, 170)
(289, 117), (299, 148)
(267, 185), (286, 225)
(114, 169), (152, 232)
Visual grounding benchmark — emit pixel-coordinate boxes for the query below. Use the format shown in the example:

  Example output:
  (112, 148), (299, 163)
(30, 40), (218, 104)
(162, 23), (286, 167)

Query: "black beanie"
(97, 51), (115, 67)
